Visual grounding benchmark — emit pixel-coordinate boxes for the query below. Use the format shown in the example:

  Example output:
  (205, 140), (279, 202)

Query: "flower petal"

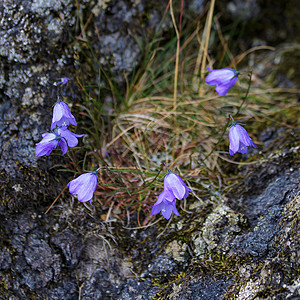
(164, 173), (187, 200)
(215, 76), (238, 96)
(68, 173), (98, 203)
(58, 127), (83, 147)
(235, 124), (251, 146)
(51, 104), (64, 129)
(51, 101), (77, 129)
(250, 139), (258, 148)
(35, 133), (58, 157)
(151, 202), (163, 215)
(229, 123), (258, 155)
(171, 201), (180, 216)
(35, 140), (57, 156)
(77, 174), (98, 202)
(229, 125), (240, 156)
(161, 201), (174, 219)
(206, 68), (236, 85)
(67, 174), (87, 194)
(206, 68), (239, 95)
(238, 142), (248, 154)
(155, 191), (166, 205)
(59, 139), (68, 155)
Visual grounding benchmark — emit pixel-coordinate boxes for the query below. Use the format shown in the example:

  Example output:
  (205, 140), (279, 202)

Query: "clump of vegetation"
(40, 0), (299, 227)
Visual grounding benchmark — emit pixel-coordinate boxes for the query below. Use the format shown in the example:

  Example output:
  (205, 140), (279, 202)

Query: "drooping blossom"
(163, 171), (192, 200)
(35, 132), (68, 156)
(51, 99), (77, 130)
(151, 189), (179, 220)
(151, 171), (192, 219)
(229, 122), (257, 156)
(53, 77), (69, 86)
(206, 68), (240, 96)
(67, 172), (98, 204)
(54, 126), (84, 147)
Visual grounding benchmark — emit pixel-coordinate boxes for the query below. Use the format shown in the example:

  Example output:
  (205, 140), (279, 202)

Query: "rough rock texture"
(0, 0), (169, 211)
(1, 147), (298, 298)
(0, 0), (78, 210)
(80, 0), (170, 85)
(0, 212), (78, 299)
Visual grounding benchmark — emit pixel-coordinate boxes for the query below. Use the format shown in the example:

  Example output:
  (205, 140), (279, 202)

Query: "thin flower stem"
(200, 71), (252, 163)
(161, 162), (171, 174)
(233, 70), (253, 118)
(44, 185), (67, 214)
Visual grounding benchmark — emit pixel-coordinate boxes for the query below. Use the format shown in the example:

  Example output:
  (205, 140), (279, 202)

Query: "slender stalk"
(234, 71), (253, 118)
(44, 185), (67, 214)
(200, 70), (253, 164)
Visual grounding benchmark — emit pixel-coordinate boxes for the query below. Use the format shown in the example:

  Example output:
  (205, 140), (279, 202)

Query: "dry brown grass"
(68, 1), (300, 224)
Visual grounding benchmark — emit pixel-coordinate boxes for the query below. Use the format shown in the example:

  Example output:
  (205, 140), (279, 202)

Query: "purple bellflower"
(229, 122), (258, 156)
(54, 126), (84, 147)
(163, 171), (192, 200)
(151, 171), (192, 219)
(35, 132), (68, 156)
(206, 68), (240, 96)
(151, 190), (179, 219)
(67, 172), (98, 204)
(51, 99), (77, 130)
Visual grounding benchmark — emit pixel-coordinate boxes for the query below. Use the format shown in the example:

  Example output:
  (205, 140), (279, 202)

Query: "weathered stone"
(51, 230), (83, 269)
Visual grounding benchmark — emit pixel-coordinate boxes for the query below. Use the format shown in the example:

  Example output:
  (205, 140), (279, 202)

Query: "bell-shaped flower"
(51, 99), (77, 130)
(151, 189), (179, 220)
(55, 126), (84, 147)
(163, 172), (192, 200)
(206, 68), (240, 96)
(229, 122), (258, 156)
(67, 172), (98, 204)
(35, 132), (68, 156)
(151, 171), (192, 220)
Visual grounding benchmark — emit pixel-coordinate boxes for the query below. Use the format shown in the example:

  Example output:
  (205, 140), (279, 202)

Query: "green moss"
(154, 271), (188, 299)
(152, 251), (250, 299)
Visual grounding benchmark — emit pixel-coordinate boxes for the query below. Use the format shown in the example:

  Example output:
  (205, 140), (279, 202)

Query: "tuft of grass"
(62, 0), (300, 223)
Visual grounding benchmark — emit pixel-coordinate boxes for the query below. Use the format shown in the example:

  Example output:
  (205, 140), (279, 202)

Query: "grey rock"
(118, 278), (158, 300)
(51, 230), (83, 269)
(45, 277), (79, 300)
(0, 0), (77, 210)
(0, 248), (12, 271)
(176, 277), (234, 300)
(143, 253), (178, 278)
(80, 268), (115, 300)
(0, 0), (74, 63)
(91, 0), (168, 83)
